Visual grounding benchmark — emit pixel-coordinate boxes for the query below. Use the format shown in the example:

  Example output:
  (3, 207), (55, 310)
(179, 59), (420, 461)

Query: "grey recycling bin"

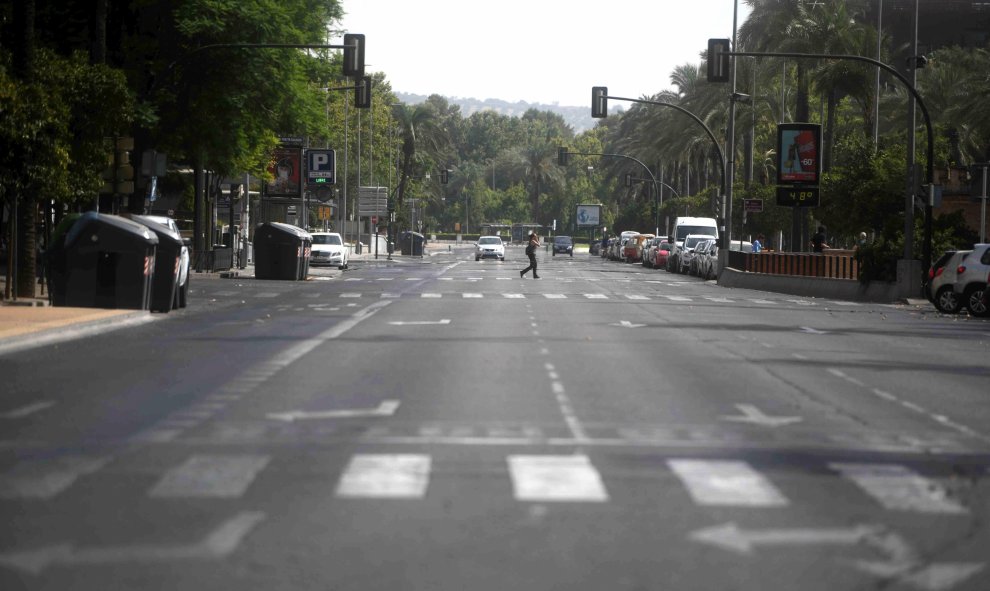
(127, 214), (183, 313)
(398, 231), (426, 256)
(46, 212), (158, 310)
(254, 222), (313, 280)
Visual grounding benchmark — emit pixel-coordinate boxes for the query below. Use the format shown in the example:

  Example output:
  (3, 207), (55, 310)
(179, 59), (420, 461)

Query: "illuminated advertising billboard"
(777, 123), (822, 185)
(267, 146), (302, 197)
(576, 204), (601, 228)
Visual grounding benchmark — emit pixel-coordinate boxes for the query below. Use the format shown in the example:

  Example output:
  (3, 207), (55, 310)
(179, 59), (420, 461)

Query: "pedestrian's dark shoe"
(519, 270), (525, 278)
(533, 275), (540, 279)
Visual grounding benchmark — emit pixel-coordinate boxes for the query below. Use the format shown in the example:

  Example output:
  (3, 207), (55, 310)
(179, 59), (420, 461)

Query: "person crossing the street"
(520, 231), (541, 279)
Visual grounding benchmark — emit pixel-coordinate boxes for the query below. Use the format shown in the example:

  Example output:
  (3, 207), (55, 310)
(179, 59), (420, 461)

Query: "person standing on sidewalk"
(520, 231), (541, 279)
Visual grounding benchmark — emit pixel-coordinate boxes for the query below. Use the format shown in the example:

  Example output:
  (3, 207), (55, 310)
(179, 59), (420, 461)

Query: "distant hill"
(395, 92), (614, 134)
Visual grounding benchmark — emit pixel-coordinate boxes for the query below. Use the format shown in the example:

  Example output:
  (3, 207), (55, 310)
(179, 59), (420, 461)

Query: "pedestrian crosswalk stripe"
(421, 293), (442, 298)
(544, 294), (567, 299)
(508, 455), (608, 502)
(149, 454), (271, 498)
(336, 454), (431, 499)
(340, 293), (362, 298)
(0, 455), (109, 499)
(750, 299), (774, 305)
(380, 293), (400, 299)
(585, 293), (608, 299)
(664, 295), (692, 302)
(668, 459), (788, 507)
(704, 297), (732, 303)
(830, 463), (968, 514)
(626, 295), (649, 300)
(463, 293), (483, 298)
(503, 293), (526, 298)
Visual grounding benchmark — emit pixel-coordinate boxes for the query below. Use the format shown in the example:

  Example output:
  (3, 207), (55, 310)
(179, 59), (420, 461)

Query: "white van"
(671, 217), (719, 247)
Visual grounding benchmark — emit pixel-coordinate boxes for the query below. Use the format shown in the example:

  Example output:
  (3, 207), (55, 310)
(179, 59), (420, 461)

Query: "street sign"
(306, 149), (336, 184)
(743, 198), (764, 213)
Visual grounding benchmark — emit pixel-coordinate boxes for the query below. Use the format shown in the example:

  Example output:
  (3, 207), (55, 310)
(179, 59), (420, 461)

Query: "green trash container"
(46, 212), (158, 310)
(254, 222), (313, 280)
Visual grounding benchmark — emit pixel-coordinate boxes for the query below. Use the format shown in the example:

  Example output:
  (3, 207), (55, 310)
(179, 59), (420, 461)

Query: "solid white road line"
(668, 459), (789, 507)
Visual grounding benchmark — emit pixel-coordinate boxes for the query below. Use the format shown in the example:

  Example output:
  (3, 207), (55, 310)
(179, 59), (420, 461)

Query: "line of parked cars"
(924, 243), (989, 316)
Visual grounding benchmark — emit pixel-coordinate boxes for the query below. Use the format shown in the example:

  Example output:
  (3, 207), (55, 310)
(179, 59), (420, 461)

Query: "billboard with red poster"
(776, 123), (821, 185)
(267, 146), (302, 197)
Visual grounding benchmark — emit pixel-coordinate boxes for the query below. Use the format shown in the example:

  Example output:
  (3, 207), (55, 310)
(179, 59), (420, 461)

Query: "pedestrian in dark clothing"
(520, 232), (541, 278)
(810, 226), (829, 253)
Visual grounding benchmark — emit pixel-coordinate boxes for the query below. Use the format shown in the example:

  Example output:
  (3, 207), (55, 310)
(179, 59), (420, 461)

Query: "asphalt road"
(2, 244), (989, 591)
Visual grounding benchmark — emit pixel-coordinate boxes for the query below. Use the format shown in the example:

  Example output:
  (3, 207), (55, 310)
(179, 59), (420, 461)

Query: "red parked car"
(653, 240), (673, 269)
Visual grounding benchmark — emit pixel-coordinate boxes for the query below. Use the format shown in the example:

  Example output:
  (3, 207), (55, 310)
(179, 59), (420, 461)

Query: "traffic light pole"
(726, 50), (935, 276)
(596, 94), (727, 243)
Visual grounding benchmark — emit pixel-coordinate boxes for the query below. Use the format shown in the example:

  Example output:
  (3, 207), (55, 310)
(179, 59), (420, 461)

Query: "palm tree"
(391, 103), (448, 209)
(509, 142), (564, 222)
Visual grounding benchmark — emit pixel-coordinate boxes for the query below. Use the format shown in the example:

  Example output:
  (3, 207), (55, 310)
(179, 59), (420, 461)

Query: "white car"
(677, 234), (717, 275)
(144, 215), (190, 308)
(310, 232), (349, 269)
(475, 236), (505, 261)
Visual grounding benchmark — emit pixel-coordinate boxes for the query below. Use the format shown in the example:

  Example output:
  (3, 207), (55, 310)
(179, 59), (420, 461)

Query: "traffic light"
(343, 33), (365, 78)
(591, 86), (608, 118)
(355, 76), (371, 109)
(707, 39), (731, 83)
(624, 173), (632, 187)
(439, 169), (449, 184)
(101, 136), (135, 195)
(557, 146), (569, 166)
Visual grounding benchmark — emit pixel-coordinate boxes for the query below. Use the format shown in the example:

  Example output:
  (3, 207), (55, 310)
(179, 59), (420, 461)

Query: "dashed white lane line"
(827, 367), (990, 444)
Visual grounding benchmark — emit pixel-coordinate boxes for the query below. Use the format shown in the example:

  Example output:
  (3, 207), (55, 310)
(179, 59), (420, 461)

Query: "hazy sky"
(339, 0), (752, 107)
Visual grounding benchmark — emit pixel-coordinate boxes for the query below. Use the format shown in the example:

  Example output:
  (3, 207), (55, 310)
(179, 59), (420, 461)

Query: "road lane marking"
(0, 455), (110, 499)
(340, 293), (362, 298)
(149, 455), (271, 498)
(0, 511), (266, 574)
(503, 293), (526, 298)
(625, 295), (649, 300)
(508, 455), (608, 502)
(0, 401), (55, 419)
(268, 400), (401, 422)
(544, 294), (567, 299)
(463, 293), (483, 298)
(830, 463), (968, 514)
(421, 293), (442, 298)
(335, 454), (431, 498)
(664, 295), (692, 302)
(584, 293), (608, 299)
(668, 459), (788, 507)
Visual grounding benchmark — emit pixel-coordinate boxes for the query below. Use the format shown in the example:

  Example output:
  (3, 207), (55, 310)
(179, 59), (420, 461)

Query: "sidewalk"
(0, 242), (460, 348)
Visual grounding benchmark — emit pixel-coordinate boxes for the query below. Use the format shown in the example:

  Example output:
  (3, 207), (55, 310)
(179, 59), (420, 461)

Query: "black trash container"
(127, 214), (183, 312)
(47, 212), (159, 310)
(254, 222), (313, 280)
(398, 231), (426, 256)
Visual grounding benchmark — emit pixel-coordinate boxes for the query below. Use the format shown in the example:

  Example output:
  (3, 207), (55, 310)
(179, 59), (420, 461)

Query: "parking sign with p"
(306, 149), (336, 185)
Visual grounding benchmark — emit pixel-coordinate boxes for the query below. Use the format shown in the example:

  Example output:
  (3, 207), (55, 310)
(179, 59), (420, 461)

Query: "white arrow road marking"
(691, 522), (985, 590)
(720, 404), (803, 427)
(0, 511), (265, 575)
(800, 326), (828, 334)
(388, 319), (451, 326)
(0, 401), (55, 419)
(267, 400), (400, 422)
(689, 521), (879, 554)
(611, 320), (646, 328)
